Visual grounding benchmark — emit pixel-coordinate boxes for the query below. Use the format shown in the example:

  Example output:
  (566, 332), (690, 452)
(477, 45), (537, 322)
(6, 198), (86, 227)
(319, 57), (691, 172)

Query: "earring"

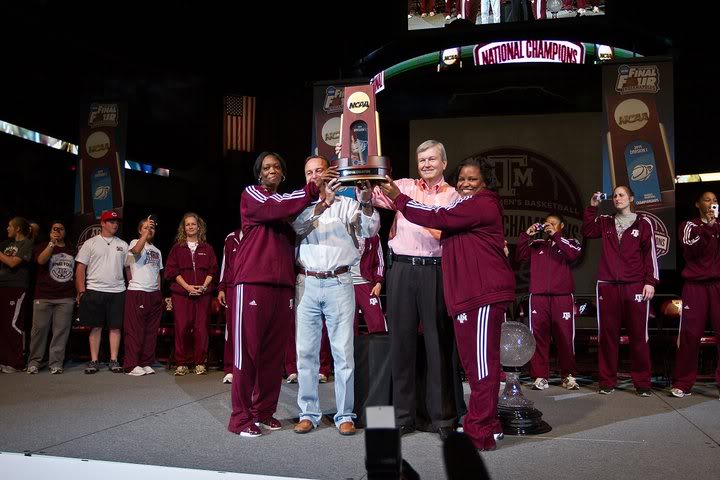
(281, 175), (286, 182)
(258, 177), (262, 184)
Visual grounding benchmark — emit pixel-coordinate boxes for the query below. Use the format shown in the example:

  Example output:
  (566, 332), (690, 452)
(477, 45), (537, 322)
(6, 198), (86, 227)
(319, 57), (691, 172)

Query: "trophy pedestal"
(497, 370), (552, 436)
(498, 406), (552, 435)
(333, 155), (391, 184)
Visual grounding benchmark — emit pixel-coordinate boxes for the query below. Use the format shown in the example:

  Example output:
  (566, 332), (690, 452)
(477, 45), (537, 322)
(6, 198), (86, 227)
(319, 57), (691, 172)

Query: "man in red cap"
(76, 210), (129, 374)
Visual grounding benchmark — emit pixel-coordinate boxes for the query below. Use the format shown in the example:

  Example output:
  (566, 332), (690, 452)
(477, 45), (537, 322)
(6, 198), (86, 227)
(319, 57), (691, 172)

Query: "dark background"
(0, 0), (711, 286)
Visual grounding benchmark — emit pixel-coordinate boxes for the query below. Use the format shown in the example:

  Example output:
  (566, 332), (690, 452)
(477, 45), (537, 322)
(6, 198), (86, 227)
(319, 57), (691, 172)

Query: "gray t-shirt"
(0, 238), (34, 288)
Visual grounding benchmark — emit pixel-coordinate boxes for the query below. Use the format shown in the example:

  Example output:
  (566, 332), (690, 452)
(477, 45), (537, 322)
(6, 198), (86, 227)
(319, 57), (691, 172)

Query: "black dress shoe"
(399, 425), (415, 436)
(438, 426), (455, 441)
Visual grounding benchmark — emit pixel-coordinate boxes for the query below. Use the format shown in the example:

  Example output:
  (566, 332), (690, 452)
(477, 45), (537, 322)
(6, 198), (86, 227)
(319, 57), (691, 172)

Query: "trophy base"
(498, 405), (552, 435)
(336, 167), (391, 184)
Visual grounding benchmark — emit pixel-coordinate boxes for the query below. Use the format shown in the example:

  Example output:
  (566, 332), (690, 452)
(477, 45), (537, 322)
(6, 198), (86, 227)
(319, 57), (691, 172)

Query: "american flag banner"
(223, 95), (256, 153)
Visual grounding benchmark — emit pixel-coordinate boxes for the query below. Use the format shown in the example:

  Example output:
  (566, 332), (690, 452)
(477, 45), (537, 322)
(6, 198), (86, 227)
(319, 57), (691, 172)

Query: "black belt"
(299, 266), (350, 279)
(392, 254), (441, 266)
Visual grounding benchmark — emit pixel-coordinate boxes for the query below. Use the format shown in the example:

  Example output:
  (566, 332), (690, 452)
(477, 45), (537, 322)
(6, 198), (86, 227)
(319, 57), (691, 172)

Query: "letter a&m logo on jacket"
(456, 313), (467, 324)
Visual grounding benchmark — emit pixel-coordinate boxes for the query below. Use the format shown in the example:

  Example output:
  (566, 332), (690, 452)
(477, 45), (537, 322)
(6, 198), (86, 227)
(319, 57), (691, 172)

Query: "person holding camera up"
(123, 216), (163, 376)
(516, 214), (582, 391)
(581, 186), (659, 396)
(671, 192), (720, 399)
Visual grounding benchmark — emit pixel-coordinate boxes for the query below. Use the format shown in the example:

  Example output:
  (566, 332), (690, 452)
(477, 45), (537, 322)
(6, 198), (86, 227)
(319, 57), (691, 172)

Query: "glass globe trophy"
(498, 321), (551, 435)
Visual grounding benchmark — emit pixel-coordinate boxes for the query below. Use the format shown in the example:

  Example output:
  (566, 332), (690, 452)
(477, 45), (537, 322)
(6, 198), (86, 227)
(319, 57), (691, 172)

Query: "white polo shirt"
(76, 235), (129, 293)
(126, 239), (163, 292)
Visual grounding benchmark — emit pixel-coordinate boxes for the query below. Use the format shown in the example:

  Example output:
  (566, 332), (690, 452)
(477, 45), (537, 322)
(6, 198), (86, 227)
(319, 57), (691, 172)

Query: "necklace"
(102, 236), (114, 246)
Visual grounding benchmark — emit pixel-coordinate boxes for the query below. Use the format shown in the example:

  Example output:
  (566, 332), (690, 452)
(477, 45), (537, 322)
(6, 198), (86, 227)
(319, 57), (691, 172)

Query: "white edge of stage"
(0, 451), (313, 480)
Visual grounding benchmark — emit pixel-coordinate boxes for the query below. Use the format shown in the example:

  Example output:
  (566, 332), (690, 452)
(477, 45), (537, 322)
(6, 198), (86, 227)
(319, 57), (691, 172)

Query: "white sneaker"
(577, 8), (586, 15)
(27, 365), (39, 374)
(318, 373), (328, 383)
(592, 6), (600, 13)
(174, 366), (189, 376)
(445, 15), (451, 20)
(143, 366), (156, 375)
(286, 373), (298, 384)
(670, 387), (690, 398)
(532, 378), (549, 390)
(493, 432), (504, 441)
(195, 365), (207, 375)
(456, 14), (463, 19)
(223, 373), (233, 384)
(562, 375), (580, 390)
(127, 366), (146, 376)
(421, 13), (427, 17)
(0, 364), (19, 373)
(429, 11), (435, 16)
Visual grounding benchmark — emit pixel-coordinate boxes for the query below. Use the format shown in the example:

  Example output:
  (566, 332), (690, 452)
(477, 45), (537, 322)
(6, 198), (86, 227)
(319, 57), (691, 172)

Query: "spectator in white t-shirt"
(75, 211), (129, 374)
(123, 216), (164, 376)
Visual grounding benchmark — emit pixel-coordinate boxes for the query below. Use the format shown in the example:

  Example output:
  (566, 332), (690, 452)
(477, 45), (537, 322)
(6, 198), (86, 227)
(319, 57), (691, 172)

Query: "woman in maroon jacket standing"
(516, 213), (582, 391)
(165, 212), (218, 376)
(227, 151), (334, 438)
(581, 186), (659, 396)
(381, 159), (515, 452)
(671, 191), (720, 398)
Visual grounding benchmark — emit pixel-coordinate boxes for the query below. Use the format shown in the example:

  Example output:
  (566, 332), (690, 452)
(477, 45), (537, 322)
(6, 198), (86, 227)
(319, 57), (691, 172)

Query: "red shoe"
(239, 424), (263, 437)
(256, 417), (282, 431)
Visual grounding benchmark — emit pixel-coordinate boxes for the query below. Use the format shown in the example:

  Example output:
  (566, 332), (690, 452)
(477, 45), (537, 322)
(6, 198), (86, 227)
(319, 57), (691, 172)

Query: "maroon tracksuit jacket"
(673, 218), (720, 391)
(228, 182), (319, 433)
(516, 231), (582, 378)
(394, 189), (515, 451)
(582, 206), (659, 390)
(218, 229), (242, 374)
(355, 235), (387, 334)
(165, 242), (218, 367)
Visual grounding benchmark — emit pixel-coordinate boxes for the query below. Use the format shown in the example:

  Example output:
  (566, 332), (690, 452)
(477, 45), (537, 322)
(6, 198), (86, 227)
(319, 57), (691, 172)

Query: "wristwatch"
(359, 200), (372, 208)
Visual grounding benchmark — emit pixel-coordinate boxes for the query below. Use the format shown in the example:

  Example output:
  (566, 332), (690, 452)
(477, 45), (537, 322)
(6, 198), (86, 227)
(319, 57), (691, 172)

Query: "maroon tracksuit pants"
(223, 288), (235, 374)
(454, 303), (506, 451)
(672, 281), (720, 391)
(171, 292), (211, 367)
(353, 283), (387, 336)
(0, 287), (27, 370)
(419, 0), (435, 13)
(446, 0), (461, 15)
(123, 290), (163, 369)
(597, 281), (651, 390)
(528, 294), (576, 379)
(285, 316), (332, 377)
(229, 284), (293, 433)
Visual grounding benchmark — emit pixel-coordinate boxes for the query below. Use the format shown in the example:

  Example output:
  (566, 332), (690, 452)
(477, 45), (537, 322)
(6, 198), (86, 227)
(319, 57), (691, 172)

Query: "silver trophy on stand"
(498, 321), (551, 435)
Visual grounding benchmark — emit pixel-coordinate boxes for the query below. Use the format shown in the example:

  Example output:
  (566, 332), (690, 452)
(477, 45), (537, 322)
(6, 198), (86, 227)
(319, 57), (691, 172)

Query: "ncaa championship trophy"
(335, 85), (391, 184)
(498, 321), (552, 435)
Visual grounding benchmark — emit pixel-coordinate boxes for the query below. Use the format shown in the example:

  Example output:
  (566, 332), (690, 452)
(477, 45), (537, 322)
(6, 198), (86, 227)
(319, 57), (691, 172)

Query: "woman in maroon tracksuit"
(217, 229), (242, 384)
(381, 160), (515, 452)
(353, 235), (387, 335)
(581, 186), (659, 396)
(516, 213), (582, 391)
(671, 191), (720, 398)
(165, 213), (218, 376)
(227, 151), (332, 437)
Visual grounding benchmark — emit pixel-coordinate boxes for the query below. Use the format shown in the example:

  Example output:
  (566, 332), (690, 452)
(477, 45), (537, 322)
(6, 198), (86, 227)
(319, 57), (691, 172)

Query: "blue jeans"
(295, 272), (356, 427)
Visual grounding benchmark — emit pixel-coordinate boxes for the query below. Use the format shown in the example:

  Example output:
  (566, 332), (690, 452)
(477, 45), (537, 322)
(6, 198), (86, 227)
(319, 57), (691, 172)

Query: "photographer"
(671, 192), (720, 398)
(516, 214), (582, 390)
(581, 186), (659, 396)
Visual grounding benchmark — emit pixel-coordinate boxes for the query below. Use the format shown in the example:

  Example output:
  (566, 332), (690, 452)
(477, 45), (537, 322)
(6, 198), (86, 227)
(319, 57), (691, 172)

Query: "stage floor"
(1, 363), (719, 480)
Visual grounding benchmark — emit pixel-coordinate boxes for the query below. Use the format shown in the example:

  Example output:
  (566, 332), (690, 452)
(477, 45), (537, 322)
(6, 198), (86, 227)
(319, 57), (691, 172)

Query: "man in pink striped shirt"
(370, 140), (464, 438)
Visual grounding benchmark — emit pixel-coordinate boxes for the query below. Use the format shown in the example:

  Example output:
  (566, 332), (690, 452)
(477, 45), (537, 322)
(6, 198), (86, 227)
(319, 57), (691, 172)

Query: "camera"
(711, 204), (719, 218)
(148, 214), (159, 226)
(597, 193), (608, 201)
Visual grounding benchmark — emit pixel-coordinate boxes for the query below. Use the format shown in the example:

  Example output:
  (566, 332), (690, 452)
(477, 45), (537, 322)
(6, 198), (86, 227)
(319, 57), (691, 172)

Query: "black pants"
(386, 261), (460, 429)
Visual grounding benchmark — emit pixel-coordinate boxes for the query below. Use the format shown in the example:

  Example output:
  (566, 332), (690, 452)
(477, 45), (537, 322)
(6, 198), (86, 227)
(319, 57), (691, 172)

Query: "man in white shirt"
(75, 211), (129, 374)
(291, 155), (379, 436)
(123, 216), (163, 376)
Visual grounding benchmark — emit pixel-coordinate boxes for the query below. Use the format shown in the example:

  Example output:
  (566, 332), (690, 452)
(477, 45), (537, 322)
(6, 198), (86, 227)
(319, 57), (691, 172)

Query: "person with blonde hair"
(165, 212), (218, 376)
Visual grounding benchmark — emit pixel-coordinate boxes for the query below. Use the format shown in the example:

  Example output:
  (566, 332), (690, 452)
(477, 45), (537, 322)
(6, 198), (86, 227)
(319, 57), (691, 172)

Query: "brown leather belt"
(299, 266), (350, 279)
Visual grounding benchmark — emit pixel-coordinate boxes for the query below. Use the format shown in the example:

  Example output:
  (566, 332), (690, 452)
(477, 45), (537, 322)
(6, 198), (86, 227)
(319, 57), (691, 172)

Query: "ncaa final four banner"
(601, 59), (675, 269)
(312, 83), (345, 161)
(74, 101), (127, 249)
